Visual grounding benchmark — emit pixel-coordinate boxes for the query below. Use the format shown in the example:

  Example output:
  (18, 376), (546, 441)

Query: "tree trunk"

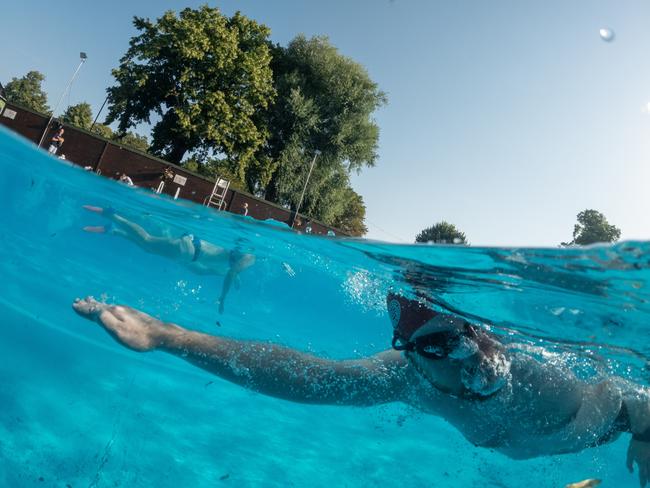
(264, 171), (280, 203)
(168, 142), (188, 164)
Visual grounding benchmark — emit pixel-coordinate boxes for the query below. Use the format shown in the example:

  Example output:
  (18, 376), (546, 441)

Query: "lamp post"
(38, 52), (88, 148)
(291, 150), (321, 228)
(90, 93), (108, 132)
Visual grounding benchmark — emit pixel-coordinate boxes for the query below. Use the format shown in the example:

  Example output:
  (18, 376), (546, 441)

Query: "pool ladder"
(205, 177), (230, 210)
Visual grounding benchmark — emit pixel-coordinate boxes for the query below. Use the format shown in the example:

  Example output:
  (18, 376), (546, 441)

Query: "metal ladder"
(205, 177), (230, 210)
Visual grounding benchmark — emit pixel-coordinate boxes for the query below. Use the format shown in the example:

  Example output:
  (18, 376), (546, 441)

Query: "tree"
(91, 124), (114, 139)
(331, 189), (368, 236)
(247, 35), (384, 231)
(563, 209), (621, 246)
(4, 71), (50, 114)
(62, 102), (93, 129)
(62, 101), (149, 152)
(415, 222), (467, 244)
(105, 6), (275, 169)
(114, 131), (149, 153)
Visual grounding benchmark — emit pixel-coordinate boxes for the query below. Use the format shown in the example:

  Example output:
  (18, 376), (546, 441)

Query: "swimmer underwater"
(82, 205), (255, 313)
(72, 293), (650, 486)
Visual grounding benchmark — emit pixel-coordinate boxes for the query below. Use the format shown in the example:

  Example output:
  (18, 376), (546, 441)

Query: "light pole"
(90, 93), (108, 132)
(38, 52), (88, 148)
(291, 150), (321, 228)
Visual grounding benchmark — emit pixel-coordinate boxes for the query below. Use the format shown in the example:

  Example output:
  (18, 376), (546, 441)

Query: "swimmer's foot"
(82, 205), (115, 217)
(72, 297), (179, 352)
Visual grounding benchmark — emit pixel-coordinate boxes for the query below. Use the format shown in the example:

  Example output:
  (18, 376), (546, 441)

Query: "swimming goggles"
(392, 323), (477, 360)
(388, 293), (476, 360)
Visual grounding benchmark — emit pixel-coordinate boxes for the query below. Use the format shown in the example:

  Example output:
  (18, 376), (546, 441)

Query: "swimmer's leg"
(71, 297), (410, 406)
(82, 206), (189, 260)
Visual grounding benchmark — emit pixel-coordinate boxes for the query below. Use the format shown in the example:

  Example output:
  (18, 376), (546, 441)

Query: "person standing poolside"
(48, 127), (65, 155)
(82, 206), (255, 313)
(119, 173), (135, 186)
(71, 293), (650, 486)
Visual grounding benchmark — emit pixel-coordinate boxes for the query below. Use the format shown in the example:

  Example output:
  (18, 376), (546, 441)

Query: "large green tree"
(416, 222), (467, 244)
(105, 6), (275, 170)
(240, 35), (384, 233)
(563, 209), (621, 246)
(4, 71), (50, 114)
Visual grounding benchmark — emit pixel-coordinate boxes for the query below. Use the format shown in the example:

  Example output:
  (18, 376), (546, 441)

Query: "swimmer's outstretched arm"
(72, 297), (412, 406)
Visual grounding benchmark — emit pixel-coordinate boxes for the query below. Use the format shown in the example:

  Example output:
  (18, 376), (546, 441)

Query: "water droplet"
(599, 28), (615, 42)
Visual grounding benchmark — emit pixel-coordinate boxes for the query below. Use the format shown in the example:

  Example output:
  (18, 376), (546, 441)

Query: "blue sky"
(2, 0), (649, 246)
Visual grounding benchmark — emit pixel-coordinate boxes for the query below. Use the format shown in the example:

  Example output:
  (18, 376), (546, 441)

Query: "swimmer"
(82, 206), (254, 313)
(118, 173), (135, 186)
(71, 293), (650, 486)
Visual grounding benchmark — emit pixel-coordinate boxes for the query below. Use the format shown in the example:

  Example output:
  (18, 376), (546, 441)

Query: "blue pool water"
(1, 126), (649, 487)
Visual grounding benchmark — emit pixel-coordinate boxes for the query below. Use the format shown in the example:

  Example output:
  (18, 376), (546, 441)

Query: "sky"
(2, 0), (649, 246)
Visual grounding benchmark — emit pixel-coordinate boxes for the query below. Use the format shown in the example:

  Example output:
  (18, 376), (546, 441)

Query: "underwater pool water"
(1, 126), (649, 487)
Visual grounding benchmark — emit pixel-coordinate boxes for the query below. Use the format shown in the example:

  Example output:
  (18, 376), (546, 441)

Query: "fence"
(0, 101), (343, 236)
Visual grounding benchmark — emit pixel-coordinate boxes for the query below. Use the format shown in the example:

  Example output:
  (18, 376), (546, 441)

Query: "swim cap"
(387, 293), (439, 344)
(388, 293), (482, 362)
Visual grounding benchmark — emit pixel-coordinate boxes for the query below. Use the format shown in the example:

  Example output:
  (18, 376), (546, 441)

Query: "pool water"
(1, 126), (649, 487)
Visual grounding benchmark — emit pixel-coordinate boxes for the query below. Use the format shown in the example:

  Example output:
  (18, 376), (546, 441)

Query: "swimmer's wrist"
(157, 322), (186, 350)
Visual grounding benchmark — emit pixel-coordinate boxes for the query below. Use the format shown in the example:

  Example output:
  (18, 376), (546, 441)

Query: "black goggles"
(391, 323), (475, 360)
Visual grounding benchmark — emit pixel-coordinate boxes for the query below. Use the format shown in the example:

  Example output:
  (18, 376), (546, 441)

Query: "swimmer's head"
(387, 293), (510, 397)
(388, 293), (476, 360)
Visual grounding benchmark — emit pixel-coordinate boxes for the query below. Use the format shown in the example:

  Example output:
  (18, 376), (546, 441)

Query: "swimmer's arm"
(161, 329), (410, 406)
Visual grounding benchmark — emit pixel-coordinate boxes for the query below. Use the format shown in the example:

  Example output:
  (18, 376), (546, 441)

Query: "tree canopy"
(258, 36), (385, 223)
(563, 209), (621, 246)
(331, 189), (368, 236)
(105, 6), (275, 168)
(105, 8), (385, 234)
(206, 35), (384, 234)
(62, 102), (93, 129)
(4, 71), (50, 114)
(113, 131), (150, 153)
(415, 222), (467, 244)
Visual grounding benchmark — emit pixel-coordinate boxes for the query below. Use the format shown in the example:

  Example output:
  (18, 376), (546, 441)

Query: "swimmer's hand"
(72, 296), (178, 352)
(627, 438), (650, 487)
